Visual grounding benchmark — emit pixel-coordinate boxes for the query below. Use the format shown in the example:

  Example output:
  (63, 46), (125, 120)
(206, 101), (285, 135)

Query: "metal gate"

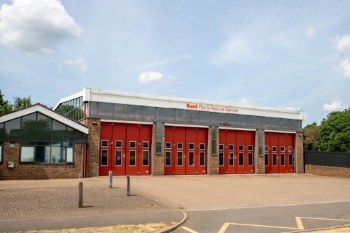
(164, 126), (207, 175)
(99, 122), (152, 176)
(265, 132), (294, 173)
(219, 129), (255, 174)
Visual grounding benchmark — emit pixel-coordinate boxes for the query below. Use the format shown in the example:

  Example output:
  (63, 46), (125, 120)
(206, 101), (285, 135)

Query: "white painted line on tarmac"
(186, 200), (350, 212)
(217, 217), (350, 233)
(218, 222), (299, 232)
(182, 226), (198, 233)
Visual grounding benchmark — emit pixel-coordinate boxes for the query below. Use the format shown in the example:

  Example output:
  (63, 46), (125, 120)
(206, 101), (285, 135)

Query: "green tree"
(0, 89), (13, 115)
(303, 122), (319, 151)
(317, 109), (350, 152)
(13, 96), (32, 110)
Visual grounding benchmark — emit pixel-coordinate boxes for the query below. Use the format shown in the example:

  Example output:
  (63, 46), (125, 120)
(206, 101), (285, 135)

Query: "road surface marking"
(296, 217), (305, 230)
(218, 217), (350, 232)
(182, 226), (199, 233)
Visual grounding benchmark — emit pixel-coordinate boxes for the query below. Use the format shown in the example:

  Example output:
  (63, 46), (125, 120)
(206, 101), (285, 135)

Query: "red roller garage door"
(219, 129), (255, 174)
(164, 126), (207, 175)
(265, 132), (295, 173)
(99, 122), (152, 176)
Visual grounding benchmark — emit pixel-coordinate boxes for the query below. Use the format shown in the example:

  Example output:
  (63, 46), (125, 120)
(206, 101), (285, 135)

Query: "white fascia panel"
(218, 127), (256, 131)
(67, 88), (304, 120)
(164, 123), (209, 128)
(264, 130), (296, 134)
(0, 105), (88, 134)
(100, 119), (153, 125)
(53, 91), (84, 110)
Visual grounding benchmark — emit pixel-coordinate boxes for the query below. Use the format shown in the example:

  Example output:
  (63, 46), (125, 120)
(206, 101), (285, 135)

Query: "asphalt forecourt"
(127, 174), (350, 211)
(125, 174), (350, 233)
(0, 177), (184, 233)
(173, 201), (350, 233)
(1, 174), (349, 232)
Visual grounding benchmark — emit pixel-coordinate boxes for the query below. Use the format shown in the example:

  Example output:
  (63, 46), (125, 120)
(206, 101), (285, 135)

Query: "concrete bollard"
(78, 182), (83, 208)
(126, 176), (130, 196)
(109, 171), (113, 188)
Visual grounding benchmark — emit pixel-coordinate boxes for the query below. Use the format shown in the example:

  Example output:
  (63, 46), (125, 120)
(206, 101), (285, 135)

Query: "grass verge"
(13, 222), (175, 233)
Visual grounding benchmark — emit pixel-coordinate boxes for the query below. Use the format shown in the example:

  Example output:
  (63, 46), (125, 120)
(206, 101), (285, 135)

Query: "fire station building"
(0, 88), (304, 180)
(55, 88), (304, 177)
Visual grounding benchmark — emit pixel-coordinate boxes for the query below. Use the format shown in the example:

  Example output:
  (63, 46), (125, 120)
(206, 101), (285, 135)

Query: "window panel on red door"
(174, 127), (186, 175)
(226, 130), (237, 174)
(245, 131), (255, 174)
(196, 128), (207, 174)
(99, 122), (113, 176)
(236, 130), (246, 174)
(270, 133), (279, 173)
(219, 129), (227, 174)
(139, 124), (152, 175)
(164, 126), (174, 175)
(185, 127), (197, 175)
(264, 132), (271, 173)
(112, 123), (126, 175)
(126, 124), (139, 175)
(278, 134), (287, 173)
(286, 133), (295, 173)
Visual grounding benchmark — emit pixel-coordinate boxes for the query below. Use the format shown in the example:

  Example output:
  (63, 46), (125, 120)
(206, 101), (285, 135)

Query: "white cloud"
(58, 58), (87, 71)
(139, 54), (191, 69)
(335, 60), (350, 78)
(210, 34), (267, 65)
(238, 98), (248, 104)
(138, 71), (163, 84)
(323, 99), (348, 112)
(334, 34), (350, 53)
(305, 27), (315, 38)
(0, 0), (82, 53)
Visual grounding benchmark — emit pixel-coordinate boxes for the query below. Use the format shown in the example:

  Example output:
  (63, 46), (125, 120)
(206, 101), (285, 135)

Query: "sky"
(0, 0), (350, 127)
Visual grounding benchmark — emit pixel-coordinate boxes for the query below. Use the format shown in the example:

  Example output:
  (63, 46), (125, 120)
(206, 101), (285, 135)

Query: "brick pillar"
(152, 123), (164, 175)
(295, 132), (304, 173)
(86, 118), (100, 177)
(207, 126), (219, 175)
(1, 142), (20, 180)
(255, 129), (265, 174)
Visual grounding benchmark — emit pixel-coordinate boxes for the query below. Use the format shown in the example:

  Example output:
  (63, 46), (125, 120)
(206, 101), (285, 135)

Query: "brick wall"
(207, 126), (219, 175)
(152, 123), (164, 175)
(85, 118), (100, 177)
(295, 132), (304, 173)
(255, 130), (265, 174)
(305, 164), (350, 178)
(0, 142), (85, 180)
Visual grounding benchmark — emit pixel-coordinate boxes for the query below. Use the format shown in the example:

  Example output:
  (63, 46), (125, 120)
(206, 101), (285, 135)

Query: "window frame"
(115, 140), (122, 148)
(115, 149), (122, 166)
(165, 151), (171, 166)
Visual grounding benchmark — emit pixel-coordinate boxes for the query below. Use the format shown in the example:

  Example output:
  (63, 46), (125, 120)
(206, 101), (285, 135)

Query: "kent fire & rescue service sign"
(186, 103), (239, 113)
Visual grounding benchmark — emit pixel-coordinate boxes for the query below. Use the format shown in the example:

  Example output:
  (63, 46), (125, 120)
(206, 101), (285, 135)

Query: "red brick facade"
(295, 132), (304, 173)
(207, 126), (219, 175)
(255, 130), (265, 174)
(152, 123), (164, 175)
(305, 164), (350, 178)
(0, 142), (85, 180)
(84, 118), (100, 177)
(0, 117), (304, 178)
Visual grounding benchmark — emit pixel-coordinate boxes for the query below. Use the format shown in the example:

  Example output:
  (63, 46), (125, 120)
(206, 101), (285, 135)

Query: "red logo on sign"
(186, 103), (198, 109)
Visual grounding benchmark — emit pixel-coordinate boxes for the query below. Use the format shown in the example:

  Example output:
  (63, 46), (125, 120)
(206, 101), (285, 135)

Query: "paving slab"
(124, 174), (350, 211)
(0, 177), (183, 232)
